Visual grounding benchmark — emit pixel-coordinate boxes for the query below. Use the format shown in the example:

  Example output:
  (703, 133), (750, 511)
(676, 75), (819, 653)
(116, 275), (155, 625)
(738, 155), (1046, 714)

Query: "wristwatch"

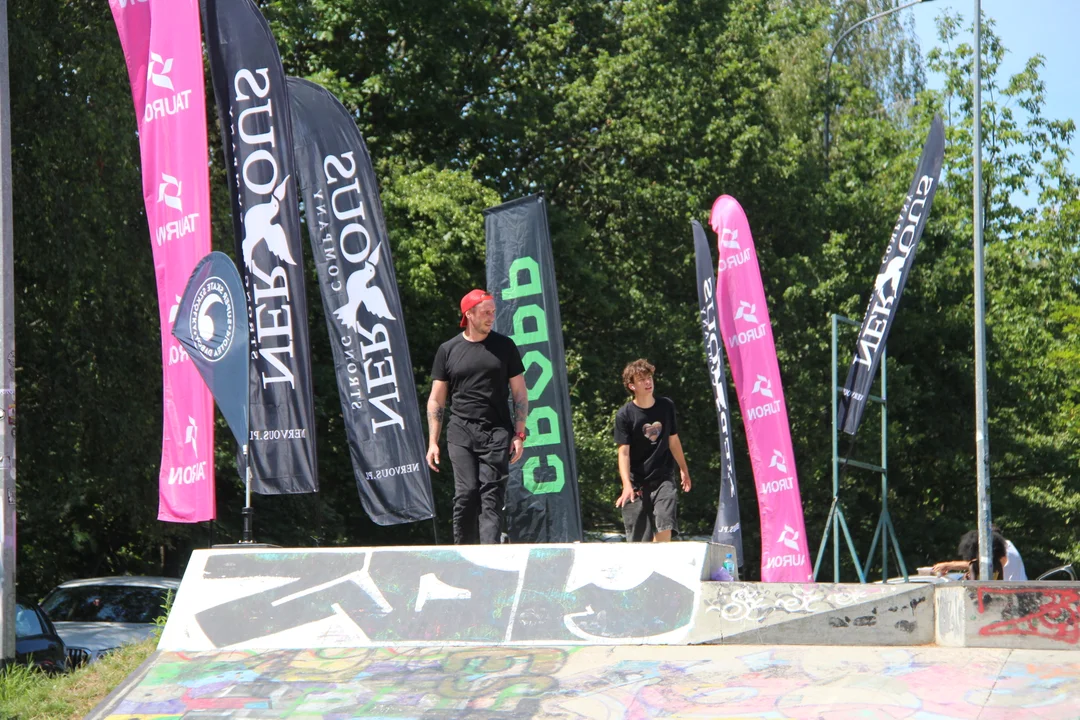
(515, 430), (527, 441)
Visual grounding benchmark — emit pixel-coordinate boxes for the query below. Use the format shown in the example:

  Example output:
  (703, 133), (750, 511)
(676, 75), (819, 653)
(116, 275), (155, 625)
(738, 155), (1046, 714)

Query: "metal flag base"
(816, 314), (908, 583)
(240, 444), (255, 544)
(814, 495), (865, 583)
(240, 506), (255, 544)
(212, 472), (274, 548)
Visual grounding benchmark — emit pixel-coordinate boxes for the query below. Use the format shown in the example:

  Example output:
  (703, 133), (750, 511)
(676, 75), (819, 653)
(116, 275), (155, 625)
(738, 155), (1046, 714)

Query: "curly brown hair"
(622, 359), (655, 392)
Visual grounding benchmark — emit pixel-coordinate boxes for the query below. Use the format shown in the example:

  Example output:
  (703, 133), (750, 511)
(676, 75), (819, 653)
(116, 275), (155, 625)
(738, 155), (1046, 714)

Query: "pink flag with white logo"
(111, 0), (215, 522)
(711, 196), (811, 582)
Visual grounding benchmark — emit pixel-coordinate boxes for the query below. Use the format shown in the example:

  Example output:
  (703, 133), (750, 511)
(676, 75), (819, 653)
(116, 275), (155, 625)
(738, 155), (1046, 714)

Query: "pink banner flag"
(711, 196), (811, 582)
(110, 0), (215, 522)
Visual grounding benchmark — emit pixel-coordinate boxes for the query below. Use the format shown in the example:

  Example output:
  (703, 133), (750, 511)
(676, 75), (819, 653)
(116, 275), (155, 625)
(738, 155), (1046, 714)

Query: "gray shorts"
(621, 476), (678, 542)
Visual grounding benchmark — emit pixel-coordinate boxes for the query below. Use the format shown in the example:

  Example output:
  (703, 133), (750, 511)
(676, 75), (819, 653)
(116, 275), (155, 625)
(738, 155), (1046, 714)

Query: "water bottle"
(724, 553), (736, 578)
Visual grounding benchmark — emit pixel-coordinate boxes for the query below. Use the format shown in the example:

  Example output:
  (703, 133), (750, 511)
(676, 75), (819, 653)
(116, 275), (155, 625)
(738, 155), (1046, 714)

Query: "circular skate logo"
(188, 276), (234, 362)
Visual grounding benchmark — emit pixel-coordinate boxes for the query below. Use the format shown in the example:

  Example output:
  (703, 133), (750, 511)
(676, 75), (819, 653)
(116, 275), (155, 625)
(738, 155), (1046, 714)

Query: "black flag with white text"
(838, 115), (945, 436)
(203, 0), (318, 493)
(694, 221), (743, 565)
(288, 77), (434, 525)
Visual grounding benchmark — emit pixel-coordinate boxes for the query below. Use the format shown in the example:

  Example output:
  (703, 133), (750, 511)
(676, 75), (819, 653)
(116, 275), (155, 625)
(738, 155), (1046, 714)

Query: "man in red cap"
(426, 289), (528, 544)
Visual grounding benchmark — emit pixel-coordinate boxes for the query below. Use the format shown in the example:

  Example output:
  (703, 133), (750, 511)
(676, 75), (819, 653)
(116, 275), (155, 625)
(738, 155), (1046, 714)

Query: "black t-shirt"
(432, 331), (525, 439)
(614, 396), (679, 486)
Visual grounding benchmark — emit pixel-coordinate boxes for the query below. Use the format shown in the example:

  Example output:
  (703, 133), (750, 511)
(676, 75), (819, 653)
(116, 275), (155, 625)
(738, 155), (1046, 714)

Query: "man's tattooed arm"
(427, 381), (449, 446)
(510, 376), (528, 432)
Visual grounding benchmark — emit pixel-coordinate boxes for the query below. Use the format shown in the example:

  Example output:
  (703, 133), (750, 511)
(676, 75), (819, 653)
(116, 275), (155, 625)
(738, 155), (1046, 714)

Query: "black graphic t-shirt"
(432, 331), (525, 442)
(614, 396), (679, 486)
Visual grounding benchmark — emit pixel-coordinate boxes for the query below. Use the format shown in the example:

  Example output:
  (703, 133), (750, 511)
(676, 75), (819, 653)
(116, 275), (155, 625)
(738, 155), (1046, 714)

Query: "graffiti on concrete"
(512, 547), (694, 642)
(94, 645), (1080, 720)
(693, 583), (931, 644)
(977, 587), (1080, 645)
(105, 647), (570, 718)
(705, 583), (877, 624)
(190, 546), (699, 647)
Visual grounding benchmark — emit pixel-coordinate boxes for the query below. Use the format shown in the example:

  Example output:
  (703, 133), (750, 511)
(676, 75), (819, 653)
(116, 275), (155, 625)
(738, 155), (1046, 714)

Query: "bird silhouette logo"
(874, 256), (906, 304)
(333, 242), (396, 332)
(242, 178), (295, 270)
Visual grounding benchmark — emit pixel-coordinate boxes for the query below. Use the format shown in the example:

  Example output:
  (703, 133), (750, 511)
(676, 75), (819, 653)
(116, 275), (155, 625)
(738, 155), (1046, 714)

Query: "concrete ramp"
(93, 548), (1080, 718)
(159, 542), (726, 651)
(690, 580), (935, 645)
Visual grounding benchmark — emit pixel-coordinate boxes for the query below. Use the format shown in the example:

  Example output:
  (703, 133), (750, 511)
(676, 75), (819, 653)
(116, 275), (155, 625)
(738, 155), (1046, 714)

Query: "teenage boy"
(613, 359), (691, 542)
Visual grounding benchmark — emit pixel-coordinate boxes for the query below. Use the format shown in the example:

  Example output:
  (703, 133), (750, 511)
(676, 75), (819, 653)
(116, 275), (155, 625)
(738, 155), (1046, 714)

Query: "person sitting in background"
(933, 529), (1009, 580)
(1001, 533), (1028, 581)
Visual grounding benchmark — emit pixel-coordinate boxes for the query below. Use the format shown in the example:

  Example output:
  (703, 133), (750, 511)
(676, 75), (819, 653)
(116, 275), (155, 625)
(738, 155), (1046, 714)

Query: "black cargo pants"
(447, 420), (510, 544)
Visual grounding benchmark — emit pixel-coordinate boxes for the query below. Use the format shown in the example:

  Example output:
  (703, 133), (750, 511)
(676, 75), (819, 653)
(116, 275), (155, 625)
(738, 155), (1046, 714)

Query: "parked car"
(13, 597), (68, 673)
(1036, 564), (1077, 581)
(875, 574), (958, 584)
(874, 566), (964, 584)
(40, 576), (179, 666)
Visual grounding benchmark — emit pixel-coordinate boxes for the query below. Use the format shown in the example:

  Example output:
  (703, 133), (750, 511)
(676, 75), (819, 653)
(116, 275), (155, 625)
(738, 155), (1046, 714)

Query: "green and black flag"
(485, 195), (582, 543)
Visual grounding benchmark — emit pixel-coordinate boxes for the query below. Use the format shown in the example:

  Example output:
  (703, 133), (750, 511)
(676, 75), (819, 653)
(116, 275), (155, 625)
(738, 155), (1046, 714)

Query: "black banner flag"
(693, 221), (743, 564)
(838, 115), (945, 436)
(172, 252), (250, 449)
(287, 77), (434, 525)
(203, 0), (318, 493)
(484, 195), (582, 543)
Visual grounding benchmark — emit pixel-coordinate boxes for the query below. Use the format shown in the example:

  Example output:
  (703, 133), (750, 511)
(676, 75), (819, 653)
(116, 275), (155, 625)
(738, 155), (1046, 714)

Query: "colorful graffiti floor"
(90, 644), (1080, 719)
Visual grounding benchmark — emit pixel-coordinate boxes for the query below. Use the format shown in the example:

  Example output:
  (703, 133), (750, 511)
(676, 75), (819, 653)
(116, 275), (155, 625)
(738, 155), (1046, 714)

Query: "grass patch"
(0, 636), (155, 720)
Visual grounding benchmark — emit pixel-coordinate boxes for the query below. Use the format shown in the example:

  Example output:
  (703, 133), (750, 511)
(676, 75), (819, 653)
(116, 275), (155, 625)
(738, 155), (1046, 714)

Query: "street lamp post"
(972, 0), (993, 581)
(824, 0), (937, 161)
(0, 0), (14, 664)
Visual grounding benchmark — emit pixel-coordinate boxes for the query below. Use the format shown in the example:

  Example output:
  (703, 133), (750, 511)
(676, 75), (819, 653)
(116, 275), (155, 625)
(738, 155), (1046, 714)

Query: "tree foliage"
(7, 0), (1079, 595)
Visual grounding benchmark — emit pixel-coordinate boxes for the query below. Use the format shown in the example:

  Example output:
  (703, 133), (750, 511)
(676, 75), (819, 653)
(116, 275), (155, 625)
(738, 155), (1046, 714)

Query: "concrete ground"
(90, 643), (1080, 719)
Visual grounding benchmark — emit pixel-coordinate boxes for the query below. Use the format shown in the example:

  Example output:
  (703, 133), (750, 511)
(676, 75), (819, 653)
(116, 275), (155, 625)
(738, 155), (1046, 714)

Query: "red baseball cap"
(459, 289), (494, 327)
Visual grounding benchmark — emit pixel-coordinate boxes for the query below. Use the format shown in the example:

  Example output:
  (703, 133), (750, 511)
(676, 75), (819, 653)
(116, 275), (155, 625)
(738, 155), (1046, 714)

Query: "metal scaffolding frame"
(814, 314), (907, 584)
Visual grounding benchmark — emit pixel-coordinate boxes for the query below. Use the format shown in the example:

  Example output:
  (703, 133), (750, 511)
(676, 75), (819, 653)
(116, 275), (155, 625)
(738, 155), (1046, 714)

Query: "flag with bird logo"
(288, 77), (434, 525)
(203, 0), (318, 493)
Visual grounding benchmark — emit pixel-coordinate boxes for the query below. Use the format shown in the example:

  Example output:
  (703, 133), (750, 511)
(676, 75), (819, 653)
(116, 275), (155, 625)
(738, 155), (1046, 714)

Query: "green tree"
(10, 0), (202, 597)
(924, 13), (1080, 569)
(10, 0), (1079, 593)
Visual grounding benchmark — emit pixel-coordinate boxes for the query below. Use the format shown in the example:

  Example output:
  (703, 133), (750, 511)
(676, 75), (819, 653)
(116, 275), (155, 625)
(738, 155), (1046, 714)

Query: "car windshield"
(41, 585), (172, 623)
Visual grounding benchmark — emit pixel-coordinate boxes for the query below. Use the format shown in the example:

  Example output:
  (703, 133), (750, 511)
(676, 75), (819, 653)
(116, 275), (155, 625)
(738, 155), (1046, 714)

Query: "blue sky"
(909, 0), (1080, 177)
